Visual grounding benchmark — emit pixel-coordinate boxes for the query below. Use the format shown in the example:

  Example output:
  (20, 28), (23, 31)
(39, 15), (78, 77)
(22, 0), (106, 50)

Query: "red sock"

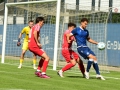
(38, 58), (44, 70)
(42, 60), (49, 73)
(78, 63), (85, 75)
(62, 63), (74, 72)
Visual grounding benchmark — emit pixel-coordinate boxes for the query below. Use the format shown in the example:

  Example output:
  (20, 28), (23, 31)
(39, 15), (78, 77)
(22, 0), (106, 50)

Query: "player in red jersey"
(58, 23), (85, 77)
(28, 17), (50, 78)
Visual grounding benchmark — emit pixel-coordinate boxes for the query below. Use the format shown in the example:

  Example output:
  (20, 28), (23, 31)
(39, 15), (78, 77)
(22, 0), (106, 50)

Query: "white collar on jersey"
(79, 26), (84, 30)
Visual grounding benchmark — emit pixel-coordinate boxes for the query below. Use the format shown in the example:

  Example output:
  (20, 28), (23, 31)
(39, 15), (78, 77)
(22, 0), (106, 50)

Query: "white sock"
(42, 72), (46, 74)
(37, 69), (40, 72)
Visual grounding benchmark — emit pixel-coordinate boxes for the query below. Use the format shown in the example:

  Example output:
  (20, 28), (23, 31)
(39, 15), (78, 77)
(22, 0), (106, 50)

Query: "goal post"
(1, 2), (8, 63)
(1, 0), (110, 73)
(53, 0), (61, 70)
(1, 0), (60, 66)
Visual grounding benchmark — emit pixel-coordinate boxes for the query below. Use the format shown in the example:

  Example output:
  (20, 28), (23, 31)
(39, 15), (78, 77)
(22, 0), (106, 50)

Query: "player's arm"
(66, 28), (77, 43)
(87, 36), (98, 45)
(33, 30), (41, 47)
(38, 34), (40, 43)
(17, 28), (25, 46)
(66, 33), (73, 43)
(73, 36), (76, 42)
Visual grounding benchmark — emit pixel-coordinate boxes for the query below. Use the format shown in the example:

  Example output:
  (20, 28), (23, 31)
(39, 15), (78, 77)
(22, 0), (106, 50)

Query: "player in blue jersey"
(67, 18), (105, 80)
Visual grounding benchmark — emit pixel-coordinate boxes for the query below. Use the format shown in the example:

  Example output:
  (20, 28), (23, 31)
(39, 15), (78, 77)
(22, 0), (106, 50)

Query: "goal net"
(57, 4), (110, 73)
(1, 0), (110, 73)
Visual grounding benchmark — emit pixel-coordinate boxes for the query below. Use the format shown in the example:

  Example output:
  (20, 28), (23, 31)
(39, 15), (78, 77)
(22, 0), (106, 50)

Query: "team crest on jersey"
(81, 51), (83, 53)
(87, 52), (89, 55)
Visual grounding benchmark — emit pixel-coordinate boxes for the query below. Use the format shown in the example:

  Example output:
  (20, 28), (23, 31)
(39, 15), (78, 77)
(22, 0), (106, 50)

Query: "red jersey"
(62, 30), (75, 49)
(28, 24), (41, 47)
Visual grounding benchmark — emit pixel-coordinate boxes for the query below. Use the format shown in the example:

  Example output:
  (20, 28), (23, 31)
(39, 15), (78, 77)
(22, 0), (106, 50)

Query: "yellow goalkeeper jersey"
(21, 26), (31, 42)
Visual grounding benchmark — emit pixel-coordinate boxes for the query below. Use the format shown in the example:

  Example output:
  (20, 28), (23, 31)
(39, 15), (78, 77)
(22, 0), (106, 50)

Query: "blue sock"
(93, 61), (100, 75)
(86, 59), (93, 72)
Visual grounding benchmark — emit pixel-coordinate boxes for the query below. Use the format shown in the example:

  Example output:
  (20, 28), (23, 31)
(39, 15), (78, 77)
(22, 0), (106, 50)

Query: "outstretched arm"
(87, 36), (98, 45)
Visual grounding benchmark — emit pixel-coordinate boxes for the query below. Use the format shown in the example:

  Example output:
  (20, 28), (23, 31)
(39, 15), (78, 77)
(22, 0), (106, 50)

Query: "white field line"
(0, 67), (120, 80)
(48, 69), (120, 80)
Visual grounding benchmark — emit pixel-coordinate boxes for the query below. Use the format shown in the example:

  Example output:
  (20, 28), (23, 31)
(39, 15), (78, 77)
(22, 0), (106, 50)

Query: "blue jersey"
(71, 27), (89, 47)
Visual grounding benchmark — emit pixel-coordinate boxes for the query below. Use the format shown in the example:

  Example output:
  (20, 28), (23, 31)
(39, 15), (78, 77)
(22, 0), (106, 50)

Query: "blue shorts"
(77, 47), (96, 59)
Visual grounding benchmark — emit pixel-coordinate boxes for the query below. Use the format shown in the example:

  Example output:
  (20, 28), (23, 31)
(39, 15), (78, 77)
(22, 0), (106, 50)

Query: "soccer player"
(67, 18), (105, 80)
(58, 23), (85, 78)
(28, 17), (50, 78)
(17, 20), (37, 69)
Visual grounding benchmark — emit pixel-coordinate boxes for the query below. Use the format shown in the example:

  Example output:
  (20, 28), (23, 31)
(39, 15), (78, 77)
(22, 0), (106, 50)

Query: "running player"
(17, 20), (37, 69)
(58, 22), (85, 78)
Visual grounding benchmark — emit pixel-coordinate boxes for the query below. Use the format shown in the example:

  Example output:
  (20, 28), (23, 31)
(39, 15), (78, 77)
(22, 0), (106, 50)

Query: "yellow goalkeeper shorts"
(22, 41), (28, 50)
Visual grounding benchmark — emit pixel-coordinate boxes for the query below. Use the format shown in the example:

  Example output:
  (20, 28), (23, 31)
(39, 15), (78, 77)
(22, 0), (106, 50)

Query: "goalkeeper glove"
(17, 38), (21, 46)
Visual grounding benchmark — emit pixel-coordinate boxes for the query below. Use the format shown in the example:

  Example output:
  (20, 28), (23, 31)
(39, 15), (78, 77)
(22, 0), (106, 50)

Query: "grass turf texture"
(0, 63), (120, 90)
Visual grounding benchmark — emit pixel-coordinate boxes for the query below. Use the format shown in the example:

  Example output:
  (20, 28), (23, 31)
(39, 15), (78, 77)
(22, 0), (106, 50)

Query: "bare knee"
(70, 59), (76, 66)
(41, 53), (50, 61)
(76, 57), (83, 64)
(88, 54), (97, 61)
(45, 56), (50, 61)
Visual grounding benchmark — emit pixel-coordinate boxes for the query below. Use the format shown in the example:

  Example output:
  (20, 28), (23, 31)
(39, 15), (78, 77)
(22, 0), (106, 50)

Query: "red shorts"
(62, 49), (79, 63)
(29, 47), (45, 56)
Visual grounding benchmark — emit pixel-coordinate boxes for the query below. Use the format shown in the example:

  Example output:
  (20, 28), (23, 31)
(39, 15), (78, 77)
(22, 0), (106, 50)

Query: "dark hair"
(35, 17), (44, 24)
(68, 22), (76, 28)
(28, 20), (34, 23)
(80, 18), (88, 23)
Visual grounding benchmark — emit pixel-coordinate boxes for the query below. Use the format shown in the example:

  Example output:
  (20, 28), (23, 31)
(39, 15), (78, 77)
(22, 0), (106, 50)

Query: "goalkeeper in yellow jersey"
(17, 20), (37, 69)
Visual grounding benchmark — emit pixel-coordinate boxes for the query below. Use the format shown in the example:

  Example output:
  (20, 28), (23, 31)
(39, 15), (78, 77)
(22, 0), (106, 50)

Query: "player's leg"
(40, 52), (50, 78)
(35, 57), (44, 77)
(76, 58), (85, 77)
(29, 47), (50, 78)
(77, 47), (93, 79)
(36, 57), (44, 72)
(18, 41), (28, 68)
(58, 60), (76, 78)
(58, 50), (76, 77)
(90, 56), (105, 80)
(72, 51), (85, 77)
(18, 49), (27, 68)
(86, 48), (105, 80)
(33, 54), (37, 69)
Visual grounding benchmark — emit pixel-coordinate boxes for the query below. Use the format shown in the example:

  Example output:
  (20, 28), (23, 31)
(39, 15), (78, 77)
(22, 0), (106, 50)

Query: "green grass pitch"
(0, 63), (120, 90)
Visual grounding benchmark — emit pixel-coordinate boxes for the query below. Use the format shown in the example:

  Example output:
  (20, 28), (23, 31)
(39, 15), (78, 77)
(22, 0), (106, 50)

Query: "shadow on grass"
(67, 76), (97, 80)
(67, 76), (83, 78)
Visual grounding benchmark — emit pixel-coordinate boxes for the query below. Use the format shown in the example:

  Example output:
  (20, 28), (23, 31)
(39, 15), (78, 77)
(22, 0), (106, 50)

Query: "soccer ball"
(97, 42), (106, 50)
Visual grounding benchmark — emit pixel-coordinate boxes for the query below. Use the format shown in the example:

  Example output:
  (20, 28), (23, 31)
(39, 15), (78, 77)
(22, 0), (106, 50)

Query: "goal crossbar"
(5, 0), (57, 6)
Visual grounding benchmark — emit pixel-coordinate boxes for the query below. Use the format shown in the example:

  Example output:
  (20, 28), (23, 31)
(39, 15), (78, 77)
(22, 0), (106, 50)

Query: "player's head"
(35, 17), (45, 27)
(28, 20), (34, 28)
(68, 22), (76, 31)
(80, 18), (88, 29)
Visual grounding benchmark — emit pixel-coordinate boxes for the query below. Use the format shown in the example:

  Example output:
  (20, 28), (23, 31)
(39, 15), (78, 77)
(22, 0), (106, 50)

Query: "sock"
(42, 60), (49, 73)
(62, 63), (75, 72)
(37, 67), (41, 72)
(42, 72), (46, 74)
(33, 59), (36, 66)
(86, 59), (93, 72)
(38, 58), (44, 69)
(20, 59), (23, 65)
(93, 61), (100, 75)
(78, 62), (85, 75)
